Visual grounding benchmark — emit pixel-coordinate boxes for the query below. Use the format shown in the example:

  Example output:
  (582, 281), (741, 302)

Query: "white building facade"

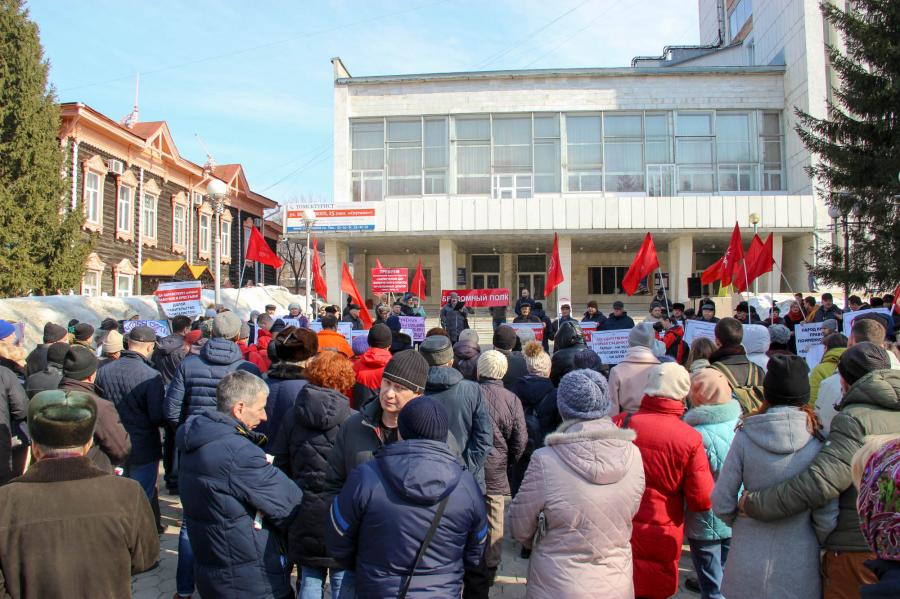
(314, 0), (831, 311)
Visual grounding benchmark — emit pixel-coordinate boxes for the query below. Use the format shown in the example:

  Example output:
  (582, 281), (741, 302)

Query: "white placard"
(795, 322), (826, 357)
(123, 319), (171, 338)
(684, 320), (717, 345)
(509, 322), (545, 341)
(843, 308), (892, 336)
(588, 330), (631, 364)
(154, 281), (203, 318)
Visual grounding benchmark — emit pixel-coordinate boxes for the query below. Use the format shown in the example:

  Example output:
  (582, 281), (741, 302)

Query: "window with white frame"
(424, 118), (448, 194)
(116, 185), (132, 234)
(717, 112), (759, 192)
(82, 270), (101, 296)
(143, 193), (158, 240)
(676, 112), (715, 193)
(492, 116), (533, 198)
(387, 120), (423, 196)
(456, 117), (491, 194)
(221, 217), (231, 259)
(115, 274), (133, 297)
(173, 203), (186, 248)
(760, 111), (784, 191)
(534, 114), (561, 192)
(199, 213), (211, 256)
(84, 171), (102, 225)
(604, 113), (644, 192)
(566, 115), (603, 191)
(351, 121), (384, 202)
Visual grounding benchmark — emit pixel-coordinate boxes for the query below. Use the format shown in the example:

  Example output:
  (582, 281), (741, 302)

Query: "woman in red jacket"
(613, 362), (714, 599)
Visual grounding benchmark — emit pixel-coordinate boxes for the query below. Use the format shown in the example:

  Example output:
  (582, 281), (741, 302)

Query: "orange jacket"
(317, 329), (353, 359)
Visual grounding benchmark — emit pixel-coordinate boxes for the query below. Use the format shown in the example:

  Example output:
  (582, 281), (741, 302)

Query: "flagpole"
(741, 259), (751, 304)
(657, 268), (671, 318)
(773, 260), (806, 319)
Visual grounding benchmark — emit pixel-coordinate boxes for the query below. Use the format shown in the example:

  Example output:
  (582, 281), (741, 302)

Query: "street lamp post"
(206, 179), (228, 308)
(828, 204), (850, 309)
(302, 209), (317, 313)
(749, 212), (760, 295)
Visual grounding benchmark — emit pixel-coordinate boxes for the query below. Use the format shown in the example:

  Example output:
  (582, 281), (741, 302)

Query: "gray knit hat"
(420, 335), (454, 366)
(213, 312), (242, 339)
(628, 322), (655, 348)
(768, 324), (791, 345)
(557, 369), (611, 420)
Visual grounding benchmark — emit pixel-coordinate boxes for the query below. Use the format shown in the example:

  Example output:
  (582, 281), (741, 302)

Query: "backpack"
(711, 362), (765, 414)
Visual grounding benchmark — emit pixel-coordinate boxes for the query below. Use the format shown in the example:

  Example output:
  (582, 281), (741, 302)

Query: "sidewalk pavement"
(133, 482), (697, 598)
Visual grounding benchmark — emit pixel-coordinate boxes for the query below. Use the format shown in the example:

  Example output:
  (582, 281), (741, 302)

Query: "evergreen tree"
(797, 0), (900, 291)
(0, 0), (90, 296)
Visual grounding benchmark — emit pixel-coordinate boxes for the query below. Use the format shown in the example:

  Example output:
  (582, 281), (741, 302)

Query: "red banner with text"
(440, 288), (510, 308)
(371, 268), (409, 293)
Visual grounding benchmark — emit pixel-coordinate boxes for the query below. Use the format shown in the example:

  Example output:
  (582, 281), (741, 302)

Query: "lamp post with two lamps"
(206, 178), (228, 308)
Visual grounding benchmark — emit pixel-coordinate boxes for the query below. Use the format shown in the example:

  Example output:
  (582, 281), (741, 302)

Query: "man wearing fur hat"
(0, 390), (158, 597)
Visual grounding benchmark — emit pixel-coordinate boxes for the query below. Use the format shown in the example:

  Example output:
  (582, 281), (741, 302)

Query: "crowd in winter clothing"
(0, 288), (897, 599)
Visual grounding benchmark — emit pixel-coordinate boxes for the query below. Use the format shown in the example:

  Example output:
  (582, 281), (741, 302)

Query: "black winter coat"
(95, 351), (166, 466)
(496, 348), (528, 391)
(547, 316), (577, 341)
(550, 321), (589, 385)
(424, 367), (493, 491)
(24, 344), (51, 379)
(324, 400), (390, 498)
(452, 339), (480, 382)
(0, 365), (28, 485)
(604, 312), (636, 330)
(152, 333), (187, 386)
(478, 379), (527, 495)
(581, 311), (608, 328)
(514, 297), (536, 317)
(177, 410), (301, 599)
(260, 363), (307, 451)
(440, 303), (470, 343)
(271, 384), (353, 568)
(511, 374), (555, 451)
(326, 440), (488, 598)
(164, 338), (261, 428)
(24, 363), (63, 399)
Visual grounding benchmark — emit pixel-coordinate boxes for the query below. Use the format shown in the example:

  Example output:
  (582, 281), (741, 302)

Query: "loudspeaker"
(687, 277), (702, 299)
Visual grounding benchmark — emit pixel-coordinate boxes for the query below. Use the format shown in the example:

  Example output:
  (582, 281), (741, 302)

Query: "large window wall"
(349, 109), (785, 201)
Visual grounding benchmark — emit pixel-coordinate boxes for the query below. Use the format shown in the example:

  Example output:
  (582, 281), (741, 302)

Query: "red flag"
(310, 236), (327, 301)
(893, 283), (900, 314)
(734, 235), (763, 292)
(245, 226), (282, 269)
(543, 233), (564, 298)
(622, 233), (660, 296)
(341, 263), (373, 328)
(375, 258), (384, 269)
(720, 223), (744, 286)
(701, 256), (725, 285)
(410, 259), (427, 301)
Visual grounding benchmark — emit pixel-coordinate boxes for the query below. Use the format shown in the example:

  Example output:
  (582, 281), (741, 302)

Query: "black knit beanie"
(398, 396), (448, 442)
(764, 354), (810, 406)
(382, 349), (429, 393)
(43, 322), (67, 344)
(368, 323), (392, 349)
(63, 345), (99, 381)
(493, 325), (517, 351)
(838, 342), (889, 386)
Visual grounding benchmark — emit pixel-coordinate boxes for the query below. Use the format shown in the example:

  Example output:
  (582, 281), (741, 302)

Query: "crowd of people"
(0, 288), (897, 599)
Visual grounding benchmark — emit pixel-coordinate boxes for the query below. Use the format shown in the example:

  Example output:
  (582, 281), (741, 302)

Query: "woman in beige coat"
(509, 368), (645, 599)
(608, 323), (660, 415)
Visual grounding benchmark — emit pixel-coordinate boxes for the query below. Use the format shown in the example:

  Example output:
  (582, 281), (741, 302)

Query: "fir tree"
(797, 0), (900, 291)
(0, 0), (90, 296)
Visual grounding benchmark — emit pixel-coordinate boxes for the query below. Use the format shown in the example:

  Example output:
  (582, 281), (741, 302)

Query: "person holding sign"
(513, 304), (541, 324)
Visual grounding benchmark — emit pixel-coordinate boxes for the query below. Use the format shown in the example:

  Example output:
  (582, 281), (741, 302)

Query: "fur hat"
(28, 390), (97, 448)
(458, 329), (480, 345)
(523, 341), (551, 377)
(643, 362), (691, 401)
(477, 350), (508, 380)
(274, 327), (318, 363)
(557, 369), (611, 420)
(493, 325), (518, 351)
(690, 368), (732, 406)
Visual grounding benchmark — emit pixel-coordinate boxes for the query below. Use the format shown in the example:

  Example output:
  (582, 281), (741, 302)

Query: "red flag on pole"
(892, 283), (900, 315)
(245, 226), (282, 269)
(622, 233), (660, 296)
(720, 223), (744, 286)
(410, 259), (427, 301)
(734, 234), (763, 292)
(543, 233), (564, 298)
(341, 263), (373, 328)
(310, 236), (327, 301)
(701, 256), (725, 285)
(375, 258), (384, 269)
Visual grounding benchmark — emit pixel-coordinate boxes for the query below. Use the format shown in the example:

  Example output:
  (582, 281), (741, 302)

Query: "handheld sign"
(398, 316), (426, 342)
(123, 320), (171, 338)
(154, 281), (203, 318)
(588, 330), (631, 364)
(843, 308), (892, 336)
(509, 322), (545, 341)
(795, 322), (826, 357)
(684, 320), (717, 345)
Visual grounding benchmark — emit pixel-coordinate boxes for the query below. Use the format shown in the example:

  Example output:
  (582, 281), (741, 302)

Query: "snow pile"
(0, 286), (310, 352)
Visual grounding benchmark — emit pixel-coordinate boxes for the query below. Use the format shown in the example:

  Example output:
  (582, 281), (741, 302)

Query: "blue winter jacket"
(177, 410), (302, 599)
(326, 439), (488, 598)
(683, 399), (741, 540)
(95, 350), (166, 466)
(164, 338), (261, 428)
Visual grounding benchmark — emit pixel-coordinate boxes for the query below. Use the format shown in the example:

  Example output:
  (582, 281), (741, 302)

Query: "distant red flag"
(734, 235), (763, 292)
(721, 223), (744, 286)
(622, 233), (660, 296)
(410, 259), (427, 301)
(245, 226), (282, 269)
(701, 256), (725, 286)
(892, 283), (900, 314)
(310, 236), (327, 301)
(341, 263), (373, 328)
(543, 233), (564, 298)
(375, 258), (384, 269)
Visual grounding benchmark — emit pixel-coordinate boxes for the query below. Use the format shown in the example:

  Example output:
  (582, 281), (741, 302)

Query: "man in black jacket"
(24, 322), (68, 378)
(492, 325), (529, 390)
(153, 315), (192, 386)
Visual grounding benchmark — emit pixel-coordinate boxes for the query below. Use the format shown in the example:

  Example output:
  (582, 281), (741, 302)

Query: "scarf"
(857, 438), (900, 560)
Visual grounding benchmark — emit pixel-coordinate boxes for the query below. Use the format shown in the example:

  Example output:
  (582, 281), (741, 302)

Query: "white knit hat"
(523, 340), (551, 377)
(477, 350), (508, 380)
(643, 362), (691, 401)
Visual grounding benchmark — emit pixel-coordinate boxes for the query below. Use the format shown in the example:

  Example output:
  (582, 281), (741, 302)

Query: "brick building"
(59, 103), (280, 296)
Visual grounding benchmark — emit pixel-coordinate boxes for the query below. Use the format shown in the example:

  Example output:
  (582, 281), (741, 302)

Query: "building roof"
(129, 121), (166, 140)
(212, 164), (242, 184)
(333, 62), (785, 86)
(187, 264), (210, 279)
(141, 260), (188, 277)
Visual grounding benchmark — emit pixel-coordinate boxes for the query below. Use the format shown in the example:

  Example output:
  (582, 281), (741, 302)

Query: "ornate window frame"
(81, 252), (106, 296)
(171, 191), (188, 255)
(115, 169), (137, 242)
(220, 209), (233, 264)
(81, 154), (106, 233)
(197, 201), (213, 260)
(113, 258), (137, 297)
(142, 178), (161, 248)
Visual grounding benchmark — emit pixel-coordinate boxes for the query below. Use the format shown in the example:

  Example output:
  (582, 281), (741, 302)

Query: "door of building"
(517, 254), (547, 300)
(471, 254), (500, 289)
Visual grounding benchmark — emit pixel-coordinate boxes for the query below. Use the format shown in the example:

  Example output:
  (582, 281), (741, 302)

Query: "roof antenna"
(120, 73), (140, 128)
(195, 133), (217, 172)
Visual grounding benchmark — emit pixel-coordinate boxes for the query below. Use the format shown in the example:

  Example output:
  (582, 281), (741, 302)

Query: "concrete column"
(667, 235), (693, 303)
(759, 233), (784, 294)
(325, 240), (348, 307)
(782, 234), (814, 293)
(501, 253), (514, 297)
(555, 235), (573, 310)
(439, 238), (458, 293)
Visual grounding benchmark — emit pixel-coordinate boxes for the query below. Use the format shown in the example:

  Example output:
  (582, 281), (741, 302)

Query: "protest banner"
(308, 322), (322, 332)
(398, 316), (426, 342)
(509, 322), (544, 341)
(588, 330), (631, 364)
(579, 321), (598, 342)
(795, 322), (826, 357)
(684, 320), (717, 345)
(338, 322), (353, 344)
(123, 319), (171, 338)
(282, 318), (302, 329)
(371, 268), (409, 294)
(351, 329), (367, 346)
(440, 288), (510, 308)
(842, 307), (892, 336)
(153, 281), (203, 318)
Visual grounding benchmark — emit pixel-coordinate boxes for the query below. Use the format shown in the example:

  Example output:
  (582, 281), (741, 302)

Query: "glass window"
(604, 114), (642, 137)
(471, 254), (500, 272)
(677, 112), (714, 136)
(84, 172), (101, 224)
(759, 111), (784, 191)
(143, 194), (157, 239)
(199, 214), (210, 254)
(588, 266), (629, 294)
(493, 173), (532, 199)
(493, 116), (532, 172)
(717, 112), (754, 162)
(387, 119), (422, 196)
(678, 166), (715, 193)
(719, 164), (759, 191)
(456, 117), (490, 194)
(605, 114), (644, 192)
(534, 114), (560, 192)
(173, 204), (185, 246)
(424, 118), (448, 194)
(644, 112), (673, 164)
(82, 270), (101, 296)
(517, 254), (546, 272)
(647, 164), (675, 197)
(566, 115), (602, 191)
(351, 121), (384, 170)
(116, 274), (133, 297)
(729, 0), (752, 41)
(117, 186), (132, 232)
(352, 171), (384, 202)
(221, 219), (231, 258)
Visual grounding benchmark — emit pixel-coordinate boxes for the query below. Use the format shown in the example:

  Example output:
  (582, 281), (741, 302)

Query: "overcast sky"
(29, 0), (699, 202)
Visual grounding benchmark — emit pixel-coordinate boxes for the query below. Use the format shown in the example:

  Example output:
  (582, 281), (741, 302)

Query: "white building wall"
(698, 0), (722, 45)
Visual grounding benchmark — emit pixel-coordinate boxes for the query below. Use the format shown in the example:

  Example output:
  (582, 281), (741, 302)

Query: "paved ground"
(133, 484), (697, 598)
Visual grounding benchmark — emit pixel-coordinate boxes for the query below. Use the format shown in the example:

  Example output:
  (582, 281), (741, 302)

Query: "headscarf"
(857, 438), (900, 560)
